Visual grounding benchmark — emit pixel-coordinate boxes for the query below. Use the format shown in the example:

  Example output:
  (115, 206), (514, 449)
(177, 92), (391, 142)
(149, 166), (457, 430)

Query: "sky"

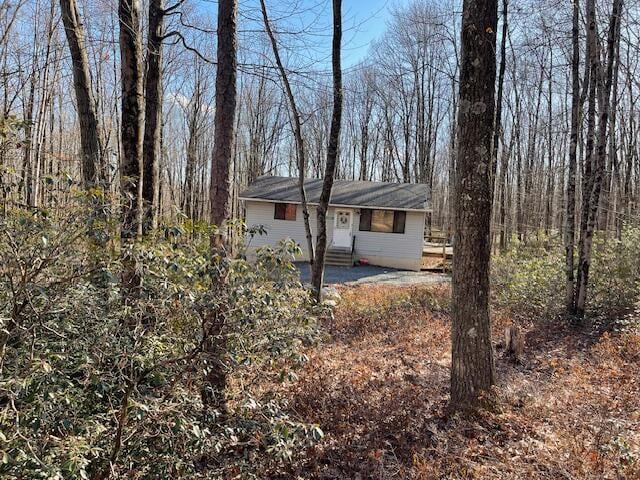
(183, 0), (411, 72)
(340, 0), (397, 66)
(193, 0), (410, 67)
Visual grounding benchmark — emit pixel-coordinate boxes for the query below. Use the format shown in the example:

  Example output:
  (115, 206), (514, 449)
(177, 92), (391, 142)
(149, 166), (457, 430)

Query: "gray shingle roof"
(239, 176), (430, 211)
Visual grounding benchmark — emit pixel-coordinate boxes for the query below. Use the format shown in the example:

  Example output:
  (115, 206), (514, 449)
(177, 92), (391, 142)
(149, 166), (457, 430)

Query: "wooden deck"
(421, 242), (453, 271)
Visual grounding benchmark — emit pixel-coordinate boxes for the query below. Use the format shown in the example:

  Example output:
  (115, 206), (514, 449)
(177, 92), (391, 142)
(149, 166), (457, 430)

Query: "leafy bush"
(589, 226), (640, 319)
(0, 204), (322, 479)
(492, 227), (640, 322)
(492, 242), (565, 320)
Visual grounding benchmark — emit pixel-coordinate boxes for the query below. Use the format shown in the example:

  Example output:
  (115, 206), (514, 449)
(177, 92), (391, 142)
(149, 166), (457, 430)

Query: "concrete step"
(326, 251), (351, 257)
(325, 259), (353, 266)
(326, 247), (353, 266)
(325, 253), (351, 259)
(325, 251), (353, 266)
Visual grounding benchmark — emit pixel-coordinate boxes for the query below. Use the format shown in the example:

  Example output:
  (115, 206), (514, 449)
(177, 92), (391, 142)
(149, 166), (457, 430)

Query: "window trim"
(359, 208), (406, 234)
(274, 202), (297, 221)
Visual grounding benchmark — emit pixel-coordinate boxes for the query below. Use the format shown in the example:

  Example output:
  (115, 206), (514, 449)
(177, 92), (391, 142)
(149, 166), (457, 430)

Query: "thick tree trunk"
(311, 0), (342, 302)
(259, 0), (314, 264)
(119, 0), (144, 299)
(209, 0), (237, 247)
(450, 0), (497, 411)
(142, 0), (164, 233)
(59, 0), (102, 187)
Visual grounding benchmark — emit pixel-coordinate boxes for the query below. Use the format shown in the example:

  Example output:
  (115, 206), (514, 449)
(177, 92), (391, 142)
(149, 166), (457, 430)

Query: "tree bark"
(311, 0), (342, 302)
(450, 0), (497, 411)
(209, 0), (237, 248)
(59, 0), (102, 188)
(119, 0), (145, 299)
(142, 0), (164, 233)
(202, 0), (238, 415)
(575, 0), (623, 319)
(565, 0), (581, 314)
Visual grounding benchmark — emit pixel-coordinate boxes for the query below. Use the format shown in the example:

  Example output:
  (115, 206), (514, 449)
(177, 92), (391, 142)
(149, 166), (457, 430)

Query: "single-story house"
(239, 175), (431, 271)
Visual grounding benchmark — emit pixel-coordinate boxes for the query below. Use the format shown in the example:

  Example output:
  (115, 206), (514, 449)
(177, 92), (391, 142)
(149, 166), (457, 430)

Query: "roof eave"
(238, 196), (431, 213)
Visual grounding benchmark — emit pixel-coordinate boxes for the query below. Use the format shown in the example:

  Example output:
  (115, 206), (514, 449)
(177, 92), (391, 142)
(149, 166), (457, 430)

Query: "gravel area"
(296, 263), (450, 286)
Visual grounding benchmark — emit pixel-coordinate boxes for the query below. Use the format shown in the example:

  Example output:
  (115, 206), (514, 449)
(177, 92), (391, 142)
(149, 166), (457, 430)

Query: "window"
(274, 203), (297, 221)
(359, 209), (406, 234)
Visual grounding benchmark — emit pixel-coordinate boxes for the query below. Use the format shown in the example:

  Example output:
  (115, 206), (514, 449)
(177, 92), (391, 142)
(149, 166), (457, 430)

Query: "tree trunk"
(259, 0), (314, 264)
(575, 0), (623, 319)
(142, 0), (164, 233)
(311, 0), (342, 302)
(202, 0), (237, 415)
(209, 0), (237, 248)
(450, 0), (497, 411)
(119, 0), (144, 299)
(490, 0), (508, 204)
(59, 0), (102, 187)
(565, 0), (581, 314)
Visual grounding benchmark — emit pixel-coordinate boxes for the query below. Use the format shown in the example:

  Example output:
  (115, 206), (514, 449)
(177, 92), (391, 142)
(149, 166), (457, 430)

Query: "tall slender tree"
(119, 0), (145, 298)
(209, 0), (237, 248)
(203, 0), (237, 413)
(450, 0), (498, 410)
(565, 0), (582, 314)
(575, 0), (623, 318)
(259, 0), (314, 264)
(142, 0), (165, 233)
(311, 0), (343, 302)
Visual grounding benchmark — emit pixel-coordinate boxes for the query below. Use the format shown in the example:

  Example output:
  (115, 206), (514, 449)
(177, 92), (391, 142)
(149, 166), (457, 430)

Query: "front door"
(333, 209), (353, 249)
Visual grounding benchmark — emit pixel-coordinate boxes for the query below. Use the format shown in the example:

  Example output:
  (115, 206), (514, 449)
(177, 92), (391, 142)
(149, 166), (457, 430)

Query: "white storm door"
(333, 209), (353, 248)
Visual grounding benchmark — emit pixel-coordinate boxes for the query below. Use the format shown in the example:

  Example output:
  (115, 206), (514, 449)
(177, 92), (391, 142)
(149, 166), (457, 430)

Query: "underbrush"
(492, 228), (640, 325)
(0, 203), (323, 479)
(327, 284), (450, 341)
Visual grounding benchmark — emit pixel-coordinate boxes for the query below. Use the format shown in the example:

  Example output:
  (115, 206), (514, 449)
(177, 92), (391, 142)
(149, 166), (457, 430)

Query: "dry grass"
(280, 284), (640, 479)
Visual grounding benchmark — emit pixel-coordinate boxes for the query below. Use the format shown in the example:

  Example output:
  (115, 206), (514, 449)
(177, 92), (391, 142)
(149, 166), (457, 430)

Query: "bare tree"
(119, 0), (145, 298)
(311, 0), (342, 302)
(450, 0), (497, 410)
(141, 0), (165, 233)
(491, 0), (507, 207)
(259, 0), (314, 263)
(565, 0), (582, 314)
(59, 0), (102, 188)
(575, 0), (623, 319)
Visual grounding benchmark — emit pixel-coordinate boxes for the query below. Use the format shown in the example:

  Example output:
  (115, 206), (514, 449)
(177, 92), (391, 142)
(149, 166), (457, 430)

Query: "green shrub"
(589, 226), (640, 319)
(492, 242), (565, 320)
(492, 227), (640, 322)
(0, 205), (322, 479)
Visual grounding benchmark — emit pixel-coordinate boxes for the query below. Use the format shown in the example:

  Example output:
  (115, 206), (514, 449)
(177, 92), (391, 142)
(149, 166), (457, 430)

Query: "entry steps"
(325, 246), (353, 267)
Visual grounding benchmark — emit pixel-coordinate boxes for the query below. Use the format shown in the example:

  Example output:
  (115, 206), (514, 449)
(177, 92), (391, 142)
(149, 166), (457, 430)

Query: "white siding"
(245, 201), (317, 260)
(243, 200), (426, 270)
(352, 210), (425, 261)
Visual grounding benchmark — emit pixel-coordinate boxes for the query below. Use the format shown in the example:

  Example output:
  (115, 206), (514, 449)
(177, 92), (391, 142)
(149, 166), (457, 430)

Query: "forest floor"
(279, 284), (640, 479)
